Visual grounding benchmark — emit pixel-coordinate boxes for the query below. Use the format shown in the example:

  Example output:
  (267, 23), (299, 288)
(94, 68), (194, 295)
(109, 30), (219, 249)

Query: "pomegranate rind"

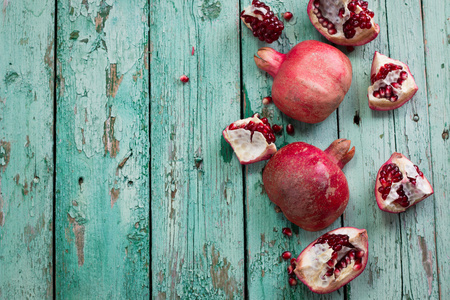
(307, 0), (380, 46)
(294, 227), (369, 294)
(375, 153), (434, 213)
(223, 115), (277, 165)
(368, 52), (419, 111)
(262, 140), (353, 231)
(255, 40), (352, 124)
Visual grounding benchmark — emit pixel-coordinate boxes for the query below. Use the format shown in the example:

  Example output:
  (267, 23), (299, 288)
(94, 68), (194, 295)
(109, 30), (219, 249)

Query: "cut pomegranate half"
(223, 114), (277, 164)
(240, 0), (284, 44)
(375, 153), (433, 213)
(307, 0), (379, 46)
(294, 227), (369, 294)
(368, 52), (418, 111)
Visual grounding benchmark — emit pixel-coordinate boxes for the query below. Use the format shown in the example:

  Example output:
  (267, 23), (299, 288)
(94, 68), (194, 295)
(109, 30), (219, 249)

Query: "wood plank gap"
(148, 0), (152, 297)
(52, 0), (58, 299)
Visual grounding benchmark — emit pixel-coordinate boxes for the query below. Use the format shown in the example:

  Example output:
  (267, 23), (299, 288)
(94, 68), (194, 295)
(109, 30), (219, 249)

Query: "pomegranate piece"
(240, 0), (284, 43)
(307, 0), (380, 46)
(263, 139), (355, 231)
(375, 153), (433, 213)
(295, 227), (369, 294)
(368, 52), (418, 111)
(254, 40), (352, 124)
(223, 114), (277, 164)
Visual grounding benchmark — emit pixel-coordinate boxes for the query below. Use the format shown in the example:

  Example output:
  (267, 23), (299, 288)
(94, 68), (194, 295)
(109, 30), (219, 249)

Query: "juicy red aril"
(262, 96), (272, 105)
(241, 0), (284, 43)
(282, 227), (292, 236)
(290, 258), (296, 266)
(371, 63), (404, 84)
(229, 119), (276, 144)
(288, 277), (298, 286)
(283, 12), (293, 21)
(286, 124), (294, 135)
(282, 251), (292, 260)
(180, 75), (189, 83)
(378, 163), (411, 206)
(313, 0), (375, 38)
(287, 264), (294, 275)
(272, 124), (282, 134)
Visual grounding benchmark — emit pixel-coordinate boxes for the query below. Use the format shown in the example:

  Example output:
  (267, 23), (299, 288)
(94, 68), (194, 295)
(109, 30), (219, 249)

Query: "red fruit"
(180, 75), (189, 83)
(288, 277), (298, 286)
(295, 227), (369, 294)
(283, 12), (293, 21)
(223, 114), (277, 164)
(240, 0), (284, 43)
(263, 139), (355, 231)
(368, 52), (418, 111)
(286, 124), (294, 135)
(254, 40), (352, 124)
(282, 251), (292, 260)
(282, 227), (292, 236)
(307, 0), (380, 46)
(262, 96), (272, 105)
(375, 153), (433, 213)
(272, 124), (282, 134)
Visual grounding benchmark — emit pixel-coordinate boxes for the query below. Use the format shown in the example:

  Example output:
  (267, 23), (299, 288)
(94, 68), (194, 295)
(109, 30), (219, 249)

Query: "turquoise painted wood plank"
(241, 1), (343, 298)
(385, 1), (439, 299)
(0, 0), (54, 298)
(422, 0), (450, 298)
(150, 1), (244, 298)
(55, 0), (150, 298)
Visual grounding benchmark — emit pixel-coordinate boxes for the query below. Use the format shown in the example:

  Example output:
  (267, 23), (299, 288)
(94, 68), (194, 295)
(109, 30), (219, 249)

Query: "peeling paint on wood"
(68, 216), (85, 267)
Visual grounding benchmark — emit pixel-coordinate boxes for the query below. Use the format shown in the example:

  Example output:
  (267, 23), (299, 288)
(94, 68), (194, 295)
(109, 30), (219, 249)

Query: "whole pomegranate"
(294, 227), (369, 294)
(254, 40), (352, 124)
(375, 153), (433, 213)
(263, 139), (355, 231)
(307, 0), (380, 46)
(368, 52), (418, 111)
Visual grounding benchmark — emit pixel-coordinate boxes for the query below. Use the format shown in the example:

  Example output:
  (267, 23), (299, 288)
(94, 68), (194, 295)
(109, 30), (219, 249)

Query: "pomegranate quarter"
(263, 139), (355, 231)
(375, 153), (433, 213)
(255, 40), (352, 124)
(294, 227), (369, 294)
(307, 0), (380, 46)
(223, 114), (277, 164)
(368, 52), (418, 111)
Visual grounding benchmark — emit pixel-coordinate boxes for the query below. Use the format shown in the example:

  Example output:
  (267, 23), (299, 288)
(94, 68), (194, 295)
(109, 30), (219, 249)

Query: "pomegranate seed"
(353, 263), (362, 271)
(180, 75), (189, 83)
(282, 227), (292, 237)
(346, 46), (355, 52)
(272, 124), (282, 134)
(283, 12), (293, 21)
(262, 96), (272, 105)
(191, 47), (195, 55)
(287, 264), (294, 275)
(286, 124), (294, 135)
(290, 258), (296, 266)
(282, 251), (292, 260)
(228, 123), (238, 130)
(288, 278), (298, 286)
(356, 250), (365, 258)
(327, 259), (334, 267)
(261, 117), (269, 124)
(348, 2), (356, 11)
(325, 268), (334, 276)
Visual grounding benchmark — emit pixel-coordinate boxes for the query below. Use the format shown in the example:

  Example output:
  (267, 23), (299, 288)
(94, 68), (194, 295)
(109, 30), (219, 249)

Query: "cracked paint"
(2, 0), (8, 15)
(210, 245), (238, 298)
(103, 108), (120, 158)
(110, 187), (120, 208)
(418, 235), (433, 296)
(106, 64), (123, 98)
(68, 215), (85, 267)
(0, 141), (10, 226)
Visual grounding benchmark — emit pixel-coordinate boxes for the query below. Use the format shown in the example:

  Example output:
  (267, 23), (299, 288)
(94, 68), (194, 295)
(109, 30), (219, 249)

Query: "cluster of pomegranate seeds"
(311, 0), (374, 38)
(378, 163), (424, 207)
(282, 251), (292, 260)
(241, 0), (284, 43)
(315, 233), (364, 277)
(228, 117), (276, 144)
(371, 64), (408, 102)
(286, 124), (294, 135)
(282, 227), (292, 236)
(287, 258), (298, 286)
(342, 1), (374, 38)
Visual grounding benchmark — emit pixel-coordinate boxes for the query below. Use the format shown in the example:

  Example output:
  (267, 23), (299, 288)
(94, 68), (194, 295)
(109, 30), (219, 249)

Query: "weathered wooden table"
(0, 0), (448, 299)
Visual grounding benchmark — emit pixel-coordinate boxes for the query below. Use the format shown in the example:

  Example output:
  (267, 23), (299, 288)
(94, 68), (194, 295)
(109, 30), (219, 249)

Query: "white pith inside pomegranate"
(294, 227), (369, 294)
(375, 153), (433, 213)
(368, 52), (418, 111)
(262, 139), (355, 231)
(254, 40), (352, 124)
(241, 0), (284, 43)
(223, 114), (277, 164)
(307, 0), (379, 46)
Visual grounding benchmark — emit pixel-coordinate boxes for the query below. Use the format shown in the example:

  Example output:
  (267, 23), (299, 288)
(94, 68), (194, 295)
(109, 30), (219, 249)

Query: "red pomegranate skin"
(263, 140), (354, 231)
(255, 40), (352, 124)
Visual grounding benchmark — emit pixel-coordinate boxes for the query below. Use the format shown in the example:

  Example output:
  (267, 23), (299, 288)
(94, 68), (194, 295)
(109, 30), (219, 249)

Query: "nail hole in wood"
(78, 177), (84, 185)
(353, 111), (360, 126)
(413, 114), (419, 122)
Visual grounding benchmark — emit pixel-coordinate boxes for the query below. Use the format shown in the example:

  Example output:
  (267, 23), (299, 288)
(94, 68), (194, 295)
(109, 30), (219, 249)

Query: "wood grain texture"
(241, 1), (342, 299)
(0, 0), (54, 298)
(422, 0), (450, 298)
(150, 0), (244, 299)
(55, 0), (150, 298)
(386, 1), (439, 299)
